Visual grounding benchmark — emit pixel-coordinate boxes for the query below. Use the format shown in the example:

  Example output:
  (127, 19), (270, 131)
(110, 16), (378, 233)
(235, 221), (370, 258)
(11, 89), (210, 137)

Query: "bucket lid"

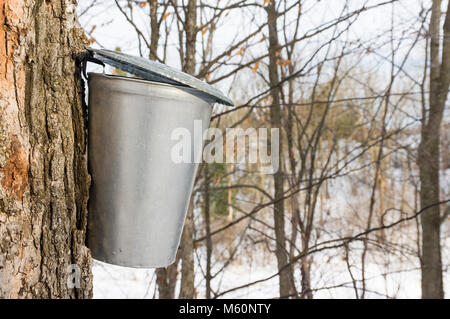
(85, 47), (234, 106)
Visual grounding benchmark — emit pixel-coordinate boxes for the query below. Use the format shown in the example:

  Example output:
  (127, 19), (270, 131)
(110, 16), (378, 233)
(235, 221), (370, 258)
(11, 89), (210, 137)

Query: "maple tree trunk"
(0, 0), (92, 298)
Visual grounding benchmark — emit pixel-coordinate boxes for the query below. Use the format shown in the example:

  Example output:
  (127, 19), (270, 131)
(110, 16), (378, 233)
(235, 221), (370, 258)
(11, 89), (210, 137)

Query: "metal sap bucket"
(84, 49), (233, 268)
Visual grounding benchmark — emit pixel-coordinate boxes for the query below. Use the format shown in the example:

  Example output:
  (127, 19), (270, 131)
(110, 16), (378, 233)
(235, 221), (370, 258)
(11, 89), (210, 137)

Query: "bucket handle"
(75, 48), (105, 80)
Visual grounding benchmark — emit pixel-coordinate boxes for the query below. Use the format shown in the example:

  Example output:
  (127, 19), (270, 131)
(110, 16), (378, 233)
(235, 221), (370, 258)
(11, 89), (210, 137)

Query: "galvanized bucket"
(84, 49), (233, 268)
(87, 74), (213, 267)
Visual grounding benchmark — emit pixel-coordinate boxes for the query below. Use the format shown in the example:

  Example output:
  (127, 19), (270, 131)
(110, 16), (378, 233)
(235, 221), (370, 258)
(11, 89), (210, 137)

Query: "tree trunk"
(156, 265), (178, 298)
(178, 199), (195, 298)
(204, 164), (212, 299)
(419, 0), (449, 299)
(0, 0), (92, 298)
(155, 0), (198, 299)
(300, 261), (312, 299)
(147, 1), (178, 298)
(149, 0), (159, 61)
(177, 0), (198, 299)
(265, 0), (296, 299)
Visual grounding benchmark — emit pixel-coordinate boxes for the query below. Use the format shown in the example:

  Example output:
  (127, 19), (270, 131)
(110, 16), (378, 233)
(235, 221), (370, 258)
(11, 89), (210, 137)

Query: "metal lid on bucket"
(85, 47), (234, 106)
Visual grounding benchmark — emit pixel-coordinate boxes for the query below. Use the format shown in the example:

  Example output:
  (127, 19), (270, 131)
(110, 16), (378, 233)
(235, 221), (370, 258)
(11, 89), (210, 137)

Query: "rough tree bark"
(419, 0), (449, 299)
(0, 0), (92, 298)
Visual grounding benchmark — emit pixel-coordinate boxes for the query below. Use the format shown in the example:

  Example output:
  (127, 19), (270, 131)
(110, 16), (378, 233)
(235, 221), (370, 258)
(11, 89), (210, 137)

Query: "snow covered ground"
(93, 256), (448, 299)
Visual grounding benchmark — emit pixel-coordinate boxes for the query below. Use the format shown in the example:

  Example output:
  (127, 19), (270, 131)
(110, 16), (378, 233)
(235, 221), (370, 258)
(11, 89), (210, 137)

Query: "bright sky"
(77, 0), (429, 81)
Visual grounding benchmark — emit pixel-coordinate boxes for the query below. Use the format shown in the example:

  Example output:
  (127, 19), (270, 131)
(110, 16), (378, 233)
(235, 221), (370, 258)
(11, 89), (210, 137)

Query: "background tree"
(419, 0), (450, 299)
(72, 0), (450, 299)
(265, 0), (297, 298)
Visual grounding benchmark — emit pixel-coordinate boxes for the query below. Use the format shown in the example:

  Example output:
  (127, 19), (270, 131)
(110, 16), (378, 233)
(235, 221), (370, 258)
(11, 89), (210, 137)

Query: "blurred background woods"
(78, 0), (449, 299)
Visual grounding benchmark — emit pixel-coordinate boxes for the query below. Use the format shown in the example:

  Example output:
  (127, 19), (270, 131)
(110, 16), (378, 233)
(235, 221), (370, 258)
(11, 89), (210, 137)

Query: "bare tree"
(418, 0), (449, 299)
(265, 0), (297, 299)
(76, 0), (450, 299)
